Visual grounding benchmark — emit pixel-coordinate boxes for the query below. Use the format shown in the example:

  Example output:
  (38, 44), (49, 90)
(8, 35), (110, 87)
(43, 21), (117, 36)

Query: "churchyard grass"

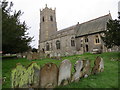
(2, 52), (119, 88)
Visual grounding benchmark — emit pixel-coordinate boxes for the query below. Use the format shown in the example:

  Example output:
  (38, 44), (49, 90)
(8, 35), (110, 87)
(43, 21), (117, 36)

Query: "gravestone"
(38, 51), (45, 59)
(50, 53), (53, 58)
(11, 62), (40, 88)
(11, 63), (28, 88)
(81, 60), (91, 78)
(58, 59), (72, 86)
(21, 52), (27, 58)
(39, 63), (58, 88)
(56, 53), (61, 60)
(71, 60), (83, 82)
(27, 62), (40, 88)
(32, 52), (39, 60)
(27, 52), (33, 60)
(16, 53), (22, 58)
(92, 56), (104, 74)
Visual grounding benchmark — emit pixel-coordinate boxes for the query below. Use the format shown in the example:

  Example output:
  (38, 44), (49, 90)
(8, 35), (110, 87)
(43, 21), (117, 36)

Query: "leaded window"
(71, 37), (75, 47)
(46, 42), (49, 51)
(56, 40), (60, 49)
(95, 35), (100, 44)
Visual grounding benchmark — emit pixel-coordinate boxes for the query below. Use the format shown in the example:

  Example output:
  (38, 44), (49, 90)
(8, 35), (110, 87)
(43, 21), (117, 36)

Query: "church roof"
(49, 25), (76, 40)
(55, 25), (75, 35)
(76, 14), (112, 37)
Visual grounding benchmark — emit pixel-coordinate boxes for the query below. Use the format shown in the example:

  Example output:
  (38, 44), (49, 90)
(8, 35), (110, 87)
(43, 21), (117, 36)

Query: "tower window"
(50, 15), (53, 21)
(46, 42), (49, 51)
(56, 40), (60, 49)
(42, 16), (44, 22)
(71, 37), (75, 47)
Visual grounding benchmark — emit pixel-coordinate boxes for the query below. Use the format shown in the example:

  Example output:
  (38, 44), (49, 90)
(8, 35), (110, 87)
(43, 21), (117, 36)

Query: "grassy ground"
(2, 52), (120, 88)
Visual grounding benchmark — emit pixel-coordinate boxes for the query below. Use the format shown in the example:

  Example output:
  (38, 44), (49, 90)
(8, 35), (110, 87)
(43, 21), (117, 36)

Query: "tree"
(32, 48), (37, 52)
(1, 1), (33, 54)
(102, 13), (120, 48)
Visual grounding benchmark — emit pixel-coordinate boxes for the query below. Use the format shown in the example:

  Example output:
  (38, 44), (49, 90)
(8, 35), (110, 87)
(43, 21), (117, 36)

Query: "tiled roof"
(76, 14), (112, 37)
(47, 13), (112, 41)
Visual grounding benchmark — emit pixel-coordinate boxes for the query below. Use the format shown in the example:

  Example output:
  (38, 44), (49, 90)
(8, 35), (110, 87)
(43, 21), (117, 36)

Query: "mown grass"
(2, 52), (120, 88)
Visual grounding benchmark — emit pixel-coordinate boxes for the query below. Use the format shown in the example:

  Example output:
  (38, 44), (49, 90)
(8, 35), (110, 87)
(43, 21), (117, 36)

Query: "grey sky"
(8, 0), (119, 49)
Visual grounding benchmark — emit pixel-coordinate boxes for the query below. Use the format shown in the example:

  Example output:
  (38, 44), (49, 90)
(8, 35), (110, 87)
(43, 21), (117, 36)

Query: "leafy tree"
(102, 13), (120, 48)
(32, 48), (37, 52)
(1, 1), (33, 54)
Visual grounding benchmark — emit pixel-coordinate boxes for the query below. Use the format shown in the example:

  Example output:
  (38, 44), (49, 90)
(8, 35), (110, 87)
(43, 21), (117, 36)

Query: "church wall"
(39, 6), (119, 57)
(76, 33), (104, 53)
(39, 33), (76, 57)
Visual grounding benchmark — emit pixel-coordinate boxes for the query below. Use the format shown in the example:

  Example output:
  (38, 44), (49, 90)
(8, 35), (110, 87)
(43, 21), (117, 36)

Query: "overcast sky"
(8, 0), (119, 49)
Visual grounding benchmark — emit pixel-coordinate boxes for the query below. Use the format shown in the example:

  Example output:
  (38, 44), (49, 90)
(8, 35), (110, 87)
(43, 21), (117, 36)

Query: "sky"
(7, 0), (120, 49)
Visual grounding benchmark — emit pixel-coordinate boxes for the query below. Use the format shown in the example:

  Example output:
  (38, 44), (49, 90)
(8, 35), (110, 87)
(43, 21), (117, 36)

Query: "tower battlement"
(39, 5), (57, 43)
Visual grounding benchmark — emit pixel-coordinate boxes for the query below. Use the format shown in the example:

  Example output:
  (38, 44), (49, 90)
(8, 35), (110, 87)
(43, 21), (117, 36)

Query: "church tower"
(39, 4), (57, 43)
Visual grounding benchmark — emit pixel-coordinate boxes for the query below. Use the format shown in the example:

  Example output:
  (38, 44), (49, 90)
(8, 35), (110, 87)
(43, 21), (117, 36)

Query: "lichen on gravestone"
(92, 56), (104, 74)
(11, 62), (40, 88)
(11, 63), (28, 88)
(71, 60), (83, 82)
(27, 62), (40, 87)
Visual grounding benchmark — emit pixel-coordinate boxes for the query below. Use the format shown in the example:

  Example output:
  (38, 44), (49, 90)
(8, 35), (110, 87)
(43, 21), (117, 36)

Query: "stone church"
(38, 5), (116, 57)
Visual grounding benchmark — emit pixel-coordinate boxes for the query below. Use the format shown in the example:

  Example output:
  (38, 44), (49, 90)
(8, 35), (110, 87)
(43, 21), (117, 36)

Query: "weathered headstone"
(11, 63), (28, 88)
(58, 59), (72, 86)
(50, 53), (53, 58)
(27, 52), (33, 60)
(11, 62), (40, 88)
(71, 60), (83, 82)
(32, 52), (39, 60)
(38, 51), (45, 59)
(39, 63), (58, 88)
(16, 53), (22, 58)
(21, 52), (27, 58)
(92, 56), (104, 74)
(81, 60), (91, 78)
(27, 62), (40, 88)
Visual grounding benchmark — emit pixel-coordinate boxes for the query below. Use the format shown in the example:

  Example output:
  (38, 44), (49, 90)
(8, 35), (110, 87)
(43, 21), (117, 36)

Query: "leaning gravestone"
(27, 62), (40, 88)
(11, 62), (40, 88)
(58, 59), (72, 86)
(81, 60), (91, 78)
(92, 56), (104, 74)
(39, 63), (58, 88)
(71, 60), (83, 82)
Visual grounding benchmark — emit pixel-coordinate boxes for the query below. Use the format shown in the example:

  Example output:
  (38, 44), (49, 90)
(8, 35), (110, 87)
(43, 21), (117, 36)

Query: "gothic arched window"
(85, 37), (88, 42)
(71, 37), (75, 47)
(56, 40), (60, 49)
(50, 15), (53, 21)
(95, 35), (100, 44)
(46, 42), (49, 51)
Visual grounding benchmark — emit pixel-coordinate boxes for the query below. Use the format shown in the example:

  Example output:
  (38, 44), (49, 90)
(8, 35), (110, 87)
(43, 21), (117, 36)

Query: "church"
(38, 5), (115, 57)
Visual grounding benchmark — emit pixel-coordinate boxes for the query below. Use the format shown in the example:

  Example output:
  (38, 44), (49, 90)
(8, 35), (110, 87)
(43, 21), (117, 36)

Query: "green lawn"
(2, 52), (120, 88)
